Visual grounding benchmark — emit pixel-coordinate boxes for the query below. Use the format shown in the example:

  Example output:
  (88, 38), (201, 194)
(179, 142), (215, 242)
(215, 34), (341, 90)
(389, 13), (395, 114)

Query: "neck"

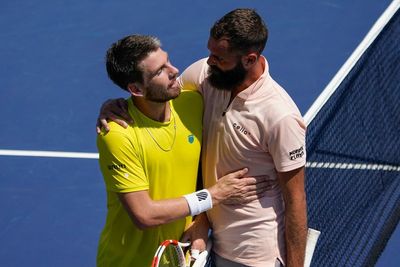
(231, 56), (265, 99)
(132, 97), (171, 122)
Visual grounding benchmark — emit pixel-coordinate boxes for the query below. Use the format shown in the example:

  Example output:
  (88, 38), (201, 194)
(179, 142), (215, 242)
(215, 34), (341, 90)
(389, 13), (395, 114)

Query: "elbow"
(134, 221), (152, 231)
(118, 192), (180, 230)
(132, 214), (164, 230)
(135, 221), (158, 231)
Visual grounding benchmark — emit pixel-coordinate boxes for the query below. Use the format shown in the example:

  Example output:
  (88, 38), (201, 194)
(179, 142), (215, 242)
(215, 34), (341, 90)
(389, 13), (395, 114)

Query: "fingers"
(96, 98), (132, 133)
(96, 118), (110, 134)
(239, 179), (275, 196)
(100, 118), (110, 131)
(223, 190), (266, 205)
(240, 195), (259, 203)
(222, 177), (275, 205)
(114, 118), (129, 128)
(112, 98), (133, 124)
(252, 175), (268, 184)
(241, 188), (268, 203)
(240, 175), (272, 186)
(235, 167), (249, 177)
(191, 238), (207, 252)
(116, 98), (133, 124)
(247, 179), (274, 189)
(223, 168), (248, 180)
(96, 116), (129, 134)
(96, 124), (102, 134)
(241, 184), (268, 197)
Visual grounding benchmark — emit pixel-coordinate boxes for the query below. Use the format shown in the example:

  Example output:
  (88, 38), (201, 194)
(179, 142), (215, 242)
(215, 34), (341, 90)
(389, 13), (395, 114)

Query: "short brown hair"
(105, 35), (161, 91)
(210, 8), (268, 55)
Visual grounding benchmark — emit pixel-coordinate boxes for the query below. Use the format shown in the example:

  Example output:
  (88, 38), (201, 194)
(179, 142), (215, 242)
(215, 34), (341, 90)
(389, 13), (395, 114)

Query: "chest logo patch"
(188, 134), (195, 144)
(232, 122), (251, 136)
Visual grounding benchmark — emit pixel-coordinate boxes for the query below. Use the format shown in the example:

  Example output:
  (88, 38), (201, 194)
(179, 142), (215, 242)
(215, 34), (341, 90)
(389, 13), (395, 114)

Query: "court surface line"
(306, 161), (400, 171)
(0, 149), (99, 159)
(2, 148), (400, 173)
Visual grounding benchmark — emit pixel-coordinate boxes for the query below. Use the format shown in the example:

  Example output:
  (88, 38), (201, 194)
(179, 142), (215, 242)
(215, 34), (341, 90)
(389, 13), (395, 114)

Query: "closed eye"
(155, 57), (171, 76)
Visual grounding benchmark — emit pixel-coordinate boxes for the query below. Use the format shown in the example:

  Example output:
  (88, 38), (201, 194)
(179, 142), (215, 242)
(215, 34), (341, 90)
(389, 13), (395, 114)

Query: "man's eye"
(156, 67), (164, 76)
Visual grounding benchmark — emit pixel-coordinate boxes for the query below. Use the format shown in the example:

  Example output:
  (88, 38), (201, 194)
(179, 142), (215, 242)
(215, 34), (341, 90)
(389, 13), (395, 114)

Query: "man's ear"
(127, 83), (144, 97)
(242, 53), (258, 69)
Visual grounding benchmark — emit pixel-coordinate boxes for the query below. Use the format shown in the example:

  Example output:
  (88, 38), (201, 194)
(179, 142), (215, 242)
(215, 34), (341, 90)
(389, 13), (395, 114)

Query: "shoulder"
(97, 121), (139, 153)
(175, 90), (203, 104)
(173, 90), (203, 112)
(178, 58), (209, 91)
(257, 79), (303, 124)
(183, 58), (208, 74)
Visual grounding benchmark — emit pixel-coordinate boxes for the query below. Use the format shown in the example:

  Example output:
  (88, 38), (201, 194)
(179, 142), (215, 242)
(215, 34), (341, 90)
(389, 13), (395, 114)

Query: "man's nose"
(168, 64), (179, 78)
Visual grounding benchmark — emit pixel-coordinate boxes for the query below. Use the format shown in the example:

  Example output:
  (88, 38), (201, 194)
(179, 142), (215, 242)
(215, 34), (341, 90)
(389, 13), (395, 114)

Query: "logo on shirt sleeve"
(289, 146), (304, 160)
(108, 164), (127, 170)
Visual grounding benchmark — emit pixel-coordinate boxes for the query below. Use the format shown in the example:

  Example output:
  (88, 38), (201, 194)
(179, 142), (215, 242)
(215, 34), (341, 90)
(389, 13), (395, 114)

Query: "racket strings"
(152, 240), (187, 267)
(152, 239), (211, 267)
(162, 245), (181, 266)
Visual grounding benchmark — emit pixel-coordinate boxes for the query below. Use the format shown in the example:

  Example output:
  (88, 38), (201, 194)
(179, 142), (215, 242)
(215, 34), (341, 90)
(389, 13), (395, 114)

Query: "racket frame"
(152, 239), (190, 267)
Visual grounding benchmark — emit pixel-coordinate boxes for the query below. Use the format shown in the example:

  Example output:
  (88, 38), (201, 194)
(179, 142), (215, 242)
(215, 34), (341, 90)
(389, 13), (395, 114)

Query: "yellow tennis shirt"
(96, 91), (203, 267)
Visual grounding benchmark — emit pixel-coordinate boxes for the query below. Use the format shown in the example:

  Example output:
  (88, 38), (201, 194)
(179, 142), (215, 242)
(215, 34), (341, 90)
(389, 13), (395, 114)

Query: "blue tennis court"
(0, 1), (398, 266)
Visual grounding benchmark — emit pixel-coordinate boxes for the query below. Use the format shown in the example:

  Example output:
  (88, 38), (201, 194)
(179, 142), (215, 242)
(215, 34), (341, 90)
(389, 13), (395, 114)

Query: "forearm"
(119, 193), (191, 230)
(277, 167), (307, 267)
(120, 188), (214, 230)
(284, 197), (307, 267)
(141, 198), (190, 227)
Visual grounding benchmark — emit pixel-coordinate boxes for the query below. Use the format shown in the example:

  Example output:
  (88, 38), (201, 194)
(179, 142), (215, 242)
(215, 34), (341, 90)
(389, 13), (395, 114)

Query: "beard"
(144, 82), (180, 103)
(207, 61), (247, 91)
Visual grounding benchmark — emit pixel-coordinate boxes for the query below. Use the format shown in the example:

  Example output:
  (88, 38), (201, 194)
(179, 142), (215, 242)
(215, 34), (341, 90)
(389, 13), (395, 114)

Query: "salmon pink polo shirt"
(178, 57), (306, 266)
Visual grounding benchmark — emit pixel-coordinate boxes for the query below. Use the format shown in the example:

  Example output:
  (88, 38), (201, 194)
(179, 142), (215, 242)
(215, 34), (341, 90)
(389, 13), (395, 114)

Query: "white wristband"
(183, 189), (213, 216)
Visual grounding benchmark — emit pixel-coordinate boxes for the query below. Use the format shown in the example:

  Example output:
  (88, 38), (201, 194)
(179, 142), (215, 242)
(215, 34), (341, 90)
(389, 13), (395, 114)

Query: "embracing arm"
(118, 190), (190, 230)
(96, 59), (208, 133)
(278, 167), (307, 267)
(119, 168), (268, 230)
(96, 98), (132, 133)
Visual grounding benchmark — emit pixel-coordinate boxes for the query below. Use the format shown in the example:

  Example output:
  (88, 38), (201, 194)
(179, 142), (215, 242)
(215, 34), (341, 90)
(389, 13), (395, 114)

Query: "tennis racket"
(152, 238), (212, 267)
(151, 239), (190, 267)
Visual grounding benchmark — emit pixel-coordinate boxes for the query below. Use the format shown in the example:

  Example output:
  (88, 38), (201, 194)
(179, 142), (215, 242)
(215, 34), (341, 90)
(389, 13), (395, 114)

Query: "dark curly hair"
(210, 8), (268, 55)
